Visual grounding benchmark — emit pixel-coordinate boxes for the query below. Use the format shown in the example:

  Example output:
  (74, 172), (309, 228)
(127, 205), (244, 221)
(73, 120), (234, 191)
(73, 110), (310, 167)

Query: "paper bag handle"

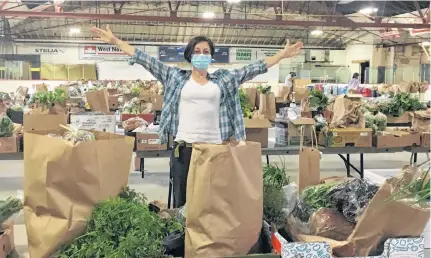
(300, 125), (319, 151)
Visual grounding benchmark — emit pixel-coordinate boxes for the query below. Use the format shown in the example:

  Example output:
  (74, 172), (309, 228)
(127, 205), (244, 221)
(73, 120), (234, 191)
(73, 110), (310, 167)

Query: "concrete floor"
(1, 151), (429, 257)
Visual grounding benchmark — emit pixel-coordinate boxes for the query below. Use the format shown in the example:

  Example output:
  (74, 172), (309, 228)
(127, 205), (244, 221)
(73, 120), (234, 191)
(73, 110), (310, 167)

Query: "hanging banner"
(256, 49), (279, 59)
(78, 45), (145, 61)
(231, 48), (256, 63)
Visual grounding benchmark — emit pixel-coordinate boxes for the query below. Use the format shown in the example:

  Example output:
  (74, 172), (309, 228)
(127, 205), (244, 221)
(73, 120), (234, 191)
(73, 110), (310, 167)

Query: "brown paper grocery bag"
(23, 114), (68, 132)
(245, 88), (257, 108)
(258, 93), (276, 121)
(293, 86), (310, 101)
(341, 165), (430, 257)
(298, 125), (320, 192)
(23, 130), (134, 258)
(85, 88), (110, 114)
(185, 142), (263, 257)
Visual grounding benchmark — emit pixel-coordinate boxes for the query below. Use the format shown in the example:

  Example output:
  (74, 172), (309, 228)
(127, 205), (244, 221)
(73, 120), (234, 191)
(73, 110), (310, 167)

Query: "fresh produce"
(364, 111), (387, 133)
(0, 114), (13, 137)
(379, 93), (424, 116)
(385, 166), (430, 206)
(8, 105), (23, 111)
(30, 88), (67, 108)
(239, 89), (253, 118)
(122, 98), (141, 114)
(263, 162), (289, 189)
(257, 85), (271, 94)
(58, 188), (182, 258)
(0, 92), (10, 100)
(300, 181), (340, 210)
(309, 88), (329, 110)
(296, 179), (379, 224)
(263, 162), (289, 227)
(60, 125), (96, 144)
(0, 196), (23, 224)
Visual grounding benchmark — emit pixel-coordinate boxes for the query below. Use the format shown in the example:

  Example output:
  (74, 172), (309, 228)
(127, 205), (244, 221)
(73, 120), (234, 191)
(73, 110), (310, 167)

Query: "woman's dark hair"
(352, 73), (359, 79)
(184, 36), (215, 63)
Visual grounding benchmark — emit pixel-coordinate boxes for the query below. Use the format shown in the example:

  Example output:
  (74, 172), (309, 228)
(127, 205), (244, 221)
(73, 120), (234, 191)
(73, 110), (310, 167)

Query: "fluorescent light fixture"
(202, 12), (215, 19)
(227, 0), (241, 3)
(359, 7), (378, 15)
(69, 27), (81, 34)
(310, 30), (323, 36)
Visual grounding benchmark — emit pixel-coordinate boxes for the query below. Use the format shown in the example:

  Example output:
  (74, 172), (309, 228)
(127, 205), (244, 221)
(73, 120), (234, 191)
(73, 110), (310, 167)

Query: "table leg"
(346, 154), (351, 177)
(359, 153), (364, 179)
(266, 155), (270, 165)
(414, 153), (418, 164)
(167, 178), (173, 209)
(140, 157), (145, 178)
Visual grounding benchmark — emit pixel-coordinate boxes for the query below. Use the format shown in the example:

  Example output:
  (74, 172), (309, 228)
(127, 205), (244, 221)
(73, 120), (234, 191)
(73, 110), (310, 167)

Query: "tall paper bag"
(23, 130), (134, 258)
(185, 142), (263, 257)
(85, 88), (110, 114)
(298, 125), (320, 192)
(245, 88), (257, 108)
(258, 93), (276, 121)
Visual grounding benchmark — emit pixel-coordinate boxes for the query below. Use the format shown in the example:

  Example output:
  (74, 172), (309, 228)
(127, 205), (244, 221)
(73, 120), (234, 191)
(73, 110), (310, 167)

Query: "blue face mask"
(191, 54), (212, 70)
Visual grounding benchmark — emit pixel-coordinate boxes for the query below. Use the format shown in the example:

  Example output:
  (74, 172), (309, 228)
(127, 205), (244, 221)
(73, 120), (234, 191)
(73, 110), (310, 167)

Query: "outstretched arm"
(233, 40), (303, 85)
(91, 26), (177, 85)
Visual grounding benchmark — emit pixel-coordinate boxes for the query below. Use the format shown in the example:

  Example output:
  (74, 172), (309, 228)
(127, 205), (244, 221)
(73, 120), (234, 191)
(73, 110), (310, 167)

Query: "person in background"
(348, 72), (360, 90)
(91, 25), (303, 208)
(284, 71), (296, 87)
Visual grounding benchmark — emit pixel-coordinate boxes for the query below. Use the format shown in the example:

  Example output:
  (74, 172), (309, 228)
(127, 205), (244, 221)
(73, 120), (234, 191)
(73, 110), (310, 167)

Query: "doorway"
(360, 61), (370, 84)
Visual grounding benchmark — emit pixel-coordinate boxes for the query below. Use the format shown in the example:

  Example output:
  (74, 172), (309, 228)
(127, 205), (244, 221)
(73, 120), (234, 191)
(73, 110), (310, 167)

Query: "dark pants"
(170, 142), (193, 208)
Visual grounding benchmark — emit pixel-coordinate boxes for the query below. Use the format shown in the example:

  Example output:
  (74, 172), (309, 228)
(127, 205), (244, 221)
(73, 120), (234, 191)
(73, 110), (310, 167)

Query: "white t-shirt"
(175, 79), (222, 144)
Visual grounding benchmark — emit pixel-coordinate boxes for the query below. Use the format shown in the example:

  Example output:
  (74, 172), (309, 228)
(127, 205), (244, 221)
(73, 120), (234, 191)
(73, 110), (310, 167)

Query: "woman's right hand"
(91, 25), (117, 44)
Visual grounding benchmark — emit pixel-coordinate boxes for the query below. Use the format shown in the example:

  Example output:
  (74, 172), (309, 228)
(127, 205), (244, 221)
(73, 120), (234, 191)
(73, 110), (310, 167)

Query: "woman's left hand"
(281, 41), (303, 59)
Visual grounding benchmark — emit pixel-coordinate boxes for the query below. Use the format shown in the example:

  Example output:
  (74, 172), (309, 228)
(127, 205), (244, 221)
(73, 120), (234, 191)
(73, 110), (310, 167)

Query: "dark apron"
(170, 141), (193, 208)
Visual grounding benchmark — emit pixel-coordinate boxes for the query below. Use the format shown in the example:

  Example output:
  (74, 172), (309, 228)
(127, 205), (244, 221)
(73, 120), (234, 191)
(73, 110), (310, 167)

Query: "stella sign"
(34, 48), (65, 55)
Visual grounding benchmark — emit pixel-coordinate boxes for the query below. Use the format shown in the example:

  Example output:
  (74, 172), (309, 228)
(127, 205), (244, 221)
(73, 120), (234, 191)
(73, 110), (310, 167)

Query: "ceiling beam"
(1, 10), (429, 29)
(413, 1), (427, 24)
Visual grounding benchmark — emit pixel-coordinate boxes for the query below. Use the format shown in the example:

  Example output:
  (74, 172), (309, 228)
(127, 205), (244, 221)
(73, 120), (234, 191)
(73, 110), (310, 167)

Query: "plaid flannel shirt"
(129, 49), (268, 144)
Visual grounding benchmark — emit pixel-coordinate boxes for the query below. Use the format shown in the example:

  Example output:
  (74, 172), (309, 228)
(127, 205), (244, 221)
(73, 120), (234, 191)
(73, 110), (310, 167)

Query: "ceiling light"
(227, 0), (241, 3)
(310, 30), (323, 36)
(420, 42), (430, 47)
(202, 12), (215, 19)
(69, 27), (81, 34)
(359, 7), (378, 15)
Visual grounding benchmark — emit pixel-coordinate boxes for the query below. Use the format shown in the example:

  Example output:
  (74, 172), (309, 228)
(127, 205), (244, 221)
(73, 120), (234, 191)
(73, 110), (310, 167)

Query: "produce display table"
(136, 145), (430, 179)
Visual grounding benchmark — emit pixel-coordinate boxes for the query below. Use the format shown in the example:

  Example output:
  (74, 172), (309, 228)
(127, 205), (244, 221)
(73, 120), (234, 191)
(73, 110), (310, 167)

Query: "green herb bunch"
(239, 89), (253, 118)
(263, 161), (290, 227)
(380, 93), (424, 116)
(0, 196), (23, 225)
(385, 167), (430, 206)
(309, 89), (329, 110)
(257, 85), (271, 94)
(58, 188), (182, 258)
(0, 114), (13, 137)
(31, 88), (67, 108)
(300, 182), (340, 210)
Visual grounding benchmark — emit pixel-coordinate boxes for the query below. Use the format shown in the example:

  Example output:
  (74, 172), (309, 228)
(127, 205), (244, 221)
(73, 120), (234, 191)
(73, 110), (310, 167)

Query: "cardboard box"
(374, 131), (421, 148)
(136, 133), (167, 151)
(107, 88), (119, 95)
(421, 132), (430, 148)
(244, 119), (271, 148)
(0, 137), (18, 153)
(387, 112), (411, 124)
(319, 128), (372, 147)
(70, 114), (116, 133)
(108, 96), (119, 110)
(275, 118), (311, 145)
(0, 221), (15, 258)
(23, 114), (68, 132)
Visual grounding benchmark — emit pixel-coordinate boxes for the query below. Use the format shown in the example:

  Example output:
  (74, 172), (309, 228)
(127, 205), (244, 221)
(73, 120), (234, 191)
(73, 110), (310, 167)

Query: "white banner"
(33, 47), (66, 55)
(230, 48), (257, 63)
(78, 45), (147, 61)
